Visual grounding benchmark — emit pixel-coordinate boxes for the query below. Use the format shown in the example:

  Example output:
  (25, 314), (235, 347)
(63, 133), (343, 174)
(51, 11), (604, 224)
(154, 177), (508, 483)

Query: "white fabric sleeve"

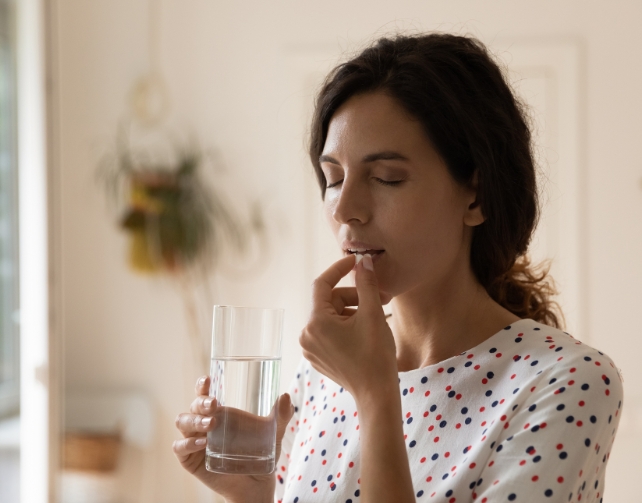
(472, 352), (623, 502)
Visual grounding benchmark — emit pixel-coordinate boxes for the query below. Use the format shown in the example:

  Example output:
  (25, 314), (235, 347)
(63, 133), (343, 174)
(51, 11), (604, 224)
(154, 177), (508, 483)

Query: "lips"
(346, 249), (384, 255)
(342, 240), (385, 256)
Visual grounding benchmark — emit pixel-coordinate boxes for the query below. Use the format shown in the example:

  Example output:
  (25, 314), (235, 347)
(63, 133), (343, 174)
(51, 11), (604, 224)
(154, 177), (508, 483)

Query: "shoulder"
(504, 319), (623, 409)
(527, 320), (619, 372)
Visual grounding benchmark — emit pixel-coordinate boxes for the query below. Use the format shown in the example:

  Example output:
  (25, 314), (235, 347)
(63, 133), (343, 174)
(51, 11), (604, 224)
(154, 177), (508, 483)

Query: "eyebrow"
(319, 151), (409, 165)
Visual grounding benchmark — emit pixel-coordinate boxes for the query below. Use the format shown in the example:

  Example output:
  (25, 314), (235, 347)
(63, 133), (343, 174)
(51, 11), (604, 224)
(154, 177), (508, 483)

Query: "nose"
(330, 176), (370, 225)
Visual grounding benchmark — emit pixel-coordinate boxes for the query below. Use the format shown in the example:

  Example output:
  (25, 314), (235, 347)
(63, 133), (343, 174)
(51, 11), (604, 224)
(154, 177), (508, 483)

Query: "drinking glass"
(205, 305), (284, 475)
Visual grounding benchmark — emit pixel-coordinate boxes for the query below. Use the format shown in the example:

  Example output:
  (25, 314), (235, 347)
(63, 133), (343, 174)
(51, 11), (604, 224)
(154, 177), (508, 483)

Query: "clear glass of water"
(205, 305), (284, 475)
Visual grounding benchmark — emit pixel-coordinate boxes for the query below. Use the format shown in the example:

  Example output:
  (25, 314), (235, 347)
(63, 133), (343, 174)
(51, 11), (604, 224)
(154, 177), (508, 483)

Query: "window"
(0, 0), (19, 419)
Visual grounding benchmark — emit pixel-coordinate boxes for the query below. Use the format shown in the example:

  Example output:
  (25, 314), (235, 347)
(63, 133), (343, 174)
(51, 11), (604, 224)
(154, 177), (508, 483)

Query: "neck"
(389, 263), (519, 372)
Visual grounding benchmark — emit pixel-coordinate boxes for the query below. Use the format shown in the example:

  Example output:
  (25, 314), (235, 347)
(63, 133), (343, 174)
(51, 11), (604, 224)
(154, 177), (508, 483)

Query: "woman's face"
(320, 92), (483, 300)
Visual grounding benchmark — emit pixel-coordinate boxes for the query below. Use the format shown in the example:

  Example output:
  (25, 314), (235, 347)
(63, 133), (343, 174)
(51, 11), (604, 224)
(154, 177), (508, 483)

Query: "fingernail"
(198, 376), (207, 386)
(362, 254), (374, 271)
(201, 417), (212, 426)
(355, 253), (363, 265)
(203, 398), (213, 409)
(195, 438), (206, 446)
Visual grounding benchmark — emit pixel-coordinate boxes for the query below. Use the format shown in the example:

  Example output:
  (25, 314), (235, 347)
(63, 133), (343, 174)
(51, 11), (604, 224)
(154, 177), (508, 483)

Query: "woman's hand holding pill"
(300, 253), (398, 401)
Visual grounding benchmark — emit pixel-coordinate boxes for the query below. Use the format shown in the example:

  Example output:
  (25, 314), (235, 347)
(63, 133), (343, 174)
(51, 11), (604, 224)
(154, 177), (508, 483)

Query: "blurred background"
(1, 0), (641, 502)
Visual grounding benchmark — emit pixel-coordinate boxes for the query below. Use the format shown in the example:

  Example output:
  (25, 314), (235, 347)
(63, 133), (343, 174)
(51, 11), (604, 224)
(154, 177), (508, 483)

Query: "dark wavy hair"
(308, 33), (563, 328)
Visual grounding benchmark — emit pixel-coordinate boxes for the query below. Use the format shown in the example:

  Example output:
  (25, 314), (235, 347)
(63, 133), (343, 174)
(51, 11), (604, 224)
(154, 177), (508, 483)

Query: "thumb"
(275, 393), (294, 445)
(355, 254), (385, 316)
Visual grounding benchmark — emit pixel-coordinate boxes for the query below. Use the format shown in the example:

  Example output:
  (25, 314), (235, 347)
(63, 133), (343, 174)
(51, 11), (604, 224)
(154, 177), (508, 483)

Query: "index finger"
(195, 375), (210, 396)
(312, 254), (357, 310)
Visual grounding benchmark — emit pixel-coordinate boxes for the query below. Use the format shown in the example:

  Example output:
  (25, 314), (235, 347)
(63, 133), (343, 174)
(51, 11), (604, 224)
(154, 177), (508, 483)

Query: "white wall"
(56, 1), (642, 501)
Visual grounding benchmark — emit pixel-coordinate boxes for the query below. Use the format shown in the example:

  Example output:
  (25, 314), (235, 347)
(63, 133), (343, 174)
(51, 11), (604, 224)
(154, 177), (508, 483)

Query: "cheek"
(384, 196), (464, 268)
(323, 200), (341, 238)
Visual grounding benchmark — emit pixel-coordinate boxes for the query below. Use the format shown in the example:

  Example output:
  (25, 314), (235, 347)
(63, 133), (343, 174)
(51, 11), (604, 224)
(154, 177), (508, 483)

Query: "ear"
(463, 170), (485, 227)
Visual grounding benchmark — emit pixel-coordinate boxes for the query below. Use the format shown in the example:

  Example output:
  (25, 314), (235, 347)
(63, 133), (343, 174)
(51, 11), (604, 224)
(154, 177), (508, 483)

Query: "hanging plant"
(98, 126), (270, 372)
(97, 0), (272, 373)
(101, 136), (250, 275)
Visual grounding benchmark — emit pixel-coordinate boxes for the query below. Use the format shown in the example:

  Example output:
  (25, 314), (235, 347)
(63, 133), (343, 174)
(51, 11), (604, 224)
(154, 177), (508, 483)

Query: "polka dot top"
(274, 319), (623, 503)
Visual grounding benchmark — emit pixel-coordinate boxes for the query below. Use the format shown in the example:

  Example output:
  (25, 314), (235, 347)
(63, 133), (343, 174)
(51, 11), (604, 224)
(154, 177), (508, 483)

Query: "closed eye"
(375, 178), (404, 187)
(326, 178), (405, 189)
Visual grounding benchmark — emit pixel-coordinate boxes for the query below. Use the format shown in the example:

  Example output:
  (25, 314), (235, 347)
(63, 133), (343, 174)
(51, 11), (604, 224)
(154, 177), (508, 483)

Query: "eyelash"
(326, 179), (404, 189)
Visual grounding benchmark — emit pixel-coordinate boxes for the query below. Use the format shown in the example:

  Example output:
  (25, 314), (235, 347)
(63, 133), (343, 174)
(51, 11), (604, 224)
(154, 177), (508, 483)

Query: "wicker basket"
(63, 432), (122, 472)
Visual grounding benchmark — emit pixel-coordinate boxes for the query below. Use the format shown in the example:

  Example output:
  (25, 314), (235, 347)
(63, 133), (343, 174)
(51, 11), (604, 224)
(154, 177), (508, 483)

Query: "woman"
(173, 33), (623, 502)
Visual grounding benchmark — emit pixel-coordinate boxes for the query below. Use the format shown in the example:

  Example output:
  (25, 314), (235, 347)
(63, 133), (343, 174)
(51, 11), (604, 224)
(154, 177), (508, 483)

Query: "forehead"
(322, 92), (428, 156)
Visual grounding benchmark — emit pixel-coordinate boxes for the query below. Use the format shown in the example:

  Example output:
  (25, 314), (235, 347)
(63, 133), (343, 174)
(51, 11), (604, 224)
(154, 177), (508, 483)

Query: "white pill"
(355, 253), (364, 264)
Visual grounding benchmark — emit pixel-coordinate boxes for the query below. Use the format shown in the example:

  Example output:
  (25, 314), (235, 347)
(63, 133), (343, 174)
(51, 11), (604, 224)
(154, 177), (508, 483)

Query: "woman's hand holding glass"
(172, 376), (294, 503)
